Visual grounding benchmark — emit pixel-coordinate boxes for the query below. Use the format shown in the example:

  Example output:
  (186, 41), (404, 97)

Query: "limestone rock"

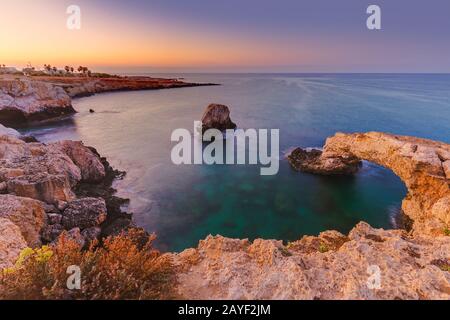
(0, 135), (106, 204)
(101, 217), (133, 238)
(0, 78), (74, 127)
(288, 132), (450, 236)
(0, 124), (20, 137)
(0, 181), (7, 193)
(173, 223), (450, 300)
(41, 223), (64, 243)
(52, 141), (105, 183)
(63, 228), (86, 248)
(47, 213), (62, 225)
(54, 76), (212, 98)
(81, 227), (102, 243)
(0, 194), (46, 247)
(289, 229), (349, 254)
(57, 201), (68, 211)
(42, 203), (58, 213)
(201, 104), (236, 133)
(0, 218), (27, 269)
(62, 198), (107, 230)
(0, 135), (78, 203)
(443, 161), (450, 180)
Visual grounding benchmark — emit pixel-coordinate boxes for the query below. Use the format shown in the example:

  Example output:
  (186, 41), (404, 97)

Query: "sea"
(19, 73), (450, 251)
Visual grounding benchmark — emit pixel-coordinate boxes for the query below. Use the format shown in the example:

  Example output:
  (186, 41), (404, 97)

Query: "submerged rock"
(201, 104), (237, 133)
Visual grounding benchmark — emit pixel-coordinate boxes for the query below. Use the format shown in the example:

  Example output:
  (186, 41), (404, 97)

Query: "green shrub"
(318, 242), (329, 253)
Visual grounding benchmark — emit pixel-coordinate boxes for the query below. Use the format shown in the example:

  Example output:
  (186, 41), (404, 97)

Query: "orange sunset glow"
(1, 1), (322, 71)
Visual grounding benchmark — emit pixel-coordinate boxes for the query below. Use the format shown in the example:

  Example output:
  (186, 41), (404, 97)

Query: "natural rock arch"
(289, 132), (450, 236)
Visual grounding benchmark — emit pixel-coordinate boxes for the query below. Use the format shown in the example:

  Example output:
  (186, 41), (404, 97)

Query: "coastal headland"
(0, 74), (217, 127)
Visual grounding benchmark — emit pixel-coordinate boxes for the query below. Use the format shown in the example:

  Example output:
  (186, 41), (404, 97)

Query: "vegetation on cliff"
(0, 229), (175, 300)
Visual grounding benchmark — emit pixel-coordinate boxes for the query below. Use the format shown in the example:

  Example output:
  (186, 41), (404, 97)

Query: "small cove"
(20, 73), (450, 251)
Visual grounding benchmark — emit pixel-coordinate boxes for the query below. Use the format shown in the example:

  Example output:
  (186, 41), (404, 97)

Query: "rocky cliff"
(37, 76), (214, 98)
(0, 78), (74, 127)
(0, 134), (129, 269)
(172, 223), (449, 299)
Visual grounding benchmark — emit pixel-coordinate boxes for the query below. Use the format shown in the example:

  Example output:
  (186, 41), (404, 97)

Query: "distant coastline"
(0, 66), (218, 128)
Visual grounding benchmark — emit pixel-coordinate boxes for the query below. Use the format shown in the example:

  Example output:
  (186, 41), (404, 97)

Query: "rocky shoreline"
(0, 74), (215, 268)
(0, 134), (135, 268)
(0, 74), (217, 127)
(171, 223), (449, 299)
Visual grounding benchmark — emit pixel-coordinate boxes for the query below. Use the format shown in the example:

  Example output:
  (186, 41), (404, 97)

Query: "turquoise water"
(21, 74), (450, 251)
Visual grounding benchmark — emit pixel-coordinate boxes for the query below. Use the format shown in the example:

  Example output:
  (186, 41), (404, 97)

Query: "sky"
(1, 0), (450, 73)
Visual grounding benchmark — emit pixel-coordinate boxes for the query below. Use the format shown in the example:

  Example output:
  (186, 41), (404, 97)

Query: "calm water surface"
(20, 74), (450, 251)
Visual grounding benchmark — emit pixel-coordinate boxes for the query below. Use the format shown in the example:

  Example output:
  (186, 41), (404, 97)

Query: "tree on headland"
(64, 66), (71, 74)
(77, 66), (91, 76)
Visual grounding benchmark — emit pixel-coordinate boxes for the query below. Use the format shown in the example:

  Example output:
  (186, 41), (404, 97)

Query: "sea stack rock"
(201, 104), (237, 133)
